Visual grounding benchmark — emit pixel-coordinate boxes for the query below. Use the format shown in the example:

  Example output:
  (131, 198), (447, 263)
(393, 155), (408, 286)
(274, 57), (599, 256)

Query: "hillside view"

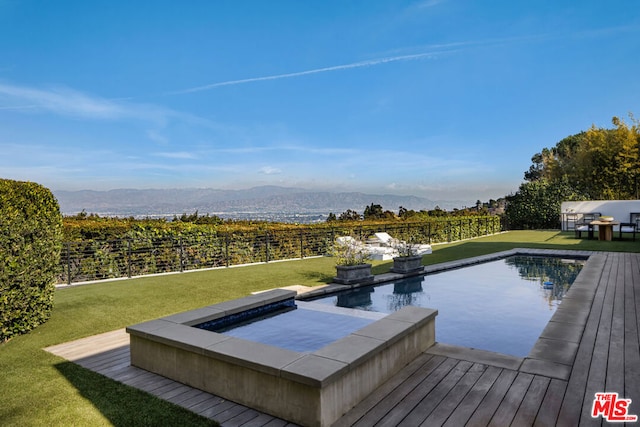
(53, 186), (469, 222)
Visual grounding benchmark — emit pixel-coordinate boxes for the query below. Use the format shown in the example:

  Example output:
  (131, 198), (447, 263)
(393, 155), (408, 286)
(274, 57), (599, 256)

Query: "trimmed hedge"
(1, 179), (63, 342)
(58, 216), (502, 284)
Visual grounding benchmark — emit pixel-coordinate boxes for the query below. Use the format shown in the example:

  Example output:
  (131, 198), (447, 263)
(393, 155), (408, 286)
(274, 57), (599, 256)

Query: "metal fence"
(58, 217), (502, 284)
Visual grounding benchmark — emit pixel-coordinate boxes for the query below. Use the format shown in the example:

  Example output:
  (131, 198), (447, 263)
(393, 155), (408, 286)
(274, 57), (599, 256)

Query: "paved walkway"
(45, 250), (640, 426)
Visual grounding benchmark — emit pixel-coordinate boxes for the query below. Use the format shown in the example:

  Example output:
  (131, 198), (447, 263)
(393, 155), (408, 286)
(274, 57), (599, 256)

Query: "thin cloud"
(0, 82), (128, 119)
(153, 151), (197, 159)
(207, 145), (356, 156)
(258, 166), (282, 175)
(168, 25), (638, 96)
(415, 0), (447, 8)
(147, 130), (169, 145)
(165, 34), (543, 96)
(167, 51), (445, 95)
(0, 81), (216, 128)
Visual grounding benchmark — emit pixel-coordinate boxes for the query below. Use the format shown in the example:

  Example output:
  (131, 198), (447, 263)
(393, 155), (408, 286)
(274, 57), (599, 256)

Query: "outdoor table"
(590, 220), (620, 241)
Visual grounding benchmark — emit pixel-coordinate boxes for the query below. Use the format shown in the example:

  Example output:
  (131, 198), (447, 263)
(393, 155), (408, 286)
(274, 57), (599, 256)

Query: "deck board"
(420, 363), (487, 426)
(442, 366), (503, 427)
(464, 369), (518, 426)
(397, 360), (474, 426)
(372, 357), (462, 427)
(332, 352), (439, 427)
(533, 378), (567, 427)
(606, 255), (625, 393)
(510, 375), (550, 427)
(556, 254), (609, 426)
(487, 372), (534, 427)
(44, 250), (640, 427)
(352, 355), (451, 427)
(626, 254), (640, 421)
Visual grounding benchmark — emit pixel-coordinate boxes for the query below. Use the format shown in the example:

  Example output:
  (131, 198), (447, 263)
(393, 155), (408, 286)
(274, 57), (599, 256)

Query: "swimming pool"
(310, 255), (585, 357)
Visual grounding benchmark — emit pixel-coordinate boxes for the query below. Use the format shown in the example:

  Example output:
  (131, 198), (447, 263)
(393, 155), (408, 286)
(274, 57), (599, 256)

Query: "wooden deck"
(45, 251), (640, 426)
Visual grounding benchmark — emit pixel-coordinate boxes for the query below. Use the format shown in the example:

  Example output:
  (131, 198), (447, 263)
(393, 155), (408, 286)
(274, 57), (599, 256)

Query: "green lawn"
(1, 230), (638, 426)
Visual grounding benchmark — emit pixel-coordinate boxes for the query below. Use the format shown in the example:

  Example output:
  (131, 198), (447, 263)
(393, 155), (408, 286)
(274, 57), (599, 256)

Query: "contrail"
(167, 51), (447, 95)
(168, 30), (583, 96)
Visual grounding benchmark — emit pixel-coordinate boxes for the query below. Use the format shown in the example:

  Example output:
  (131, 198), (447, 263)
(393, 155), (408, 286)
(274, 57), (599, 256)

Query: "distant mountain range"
(53, 186), (470, 221)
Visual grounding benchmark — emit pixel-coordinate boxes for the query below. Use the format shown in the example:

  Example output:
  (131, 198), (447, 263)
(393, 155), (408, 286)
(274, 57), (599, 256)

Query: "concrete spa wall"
(127, 289), (438, 427)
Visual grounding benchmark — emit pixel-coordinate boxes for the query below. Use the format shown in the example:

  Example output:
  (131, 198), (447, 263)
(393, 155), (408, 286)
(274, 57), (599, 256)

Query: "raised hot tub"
(126, 289), (437, 427)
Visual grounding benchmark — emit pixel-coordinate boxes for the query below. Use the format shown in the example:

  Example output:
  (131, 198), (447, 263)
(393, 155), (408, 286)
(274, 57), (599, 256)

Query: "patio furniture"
(618, 212), (640, 240)
(563, 211), (601, 231)
(367, 232), (395, 246)
(590, 220), (620, 241)
(574, 213), (600, 239)
(365, 232), (432, 260)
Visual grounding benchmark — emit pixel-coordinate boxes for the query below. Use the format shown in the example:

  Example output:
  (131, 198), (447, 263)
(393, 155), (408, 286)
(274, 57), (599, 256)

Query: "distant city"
(54, 186), (475, 223)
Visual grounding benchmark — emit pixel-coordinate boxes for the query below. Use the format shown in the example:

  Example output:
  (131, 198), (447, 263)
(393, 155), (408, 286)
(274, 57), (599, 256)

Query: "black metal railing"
(58, 217), (502, 284)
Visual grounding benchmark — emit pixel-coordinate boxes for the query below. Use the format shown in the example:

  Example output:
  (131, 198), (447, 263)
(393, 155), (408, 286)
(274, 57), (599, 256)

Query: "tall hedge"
(1, 179), (62, 342)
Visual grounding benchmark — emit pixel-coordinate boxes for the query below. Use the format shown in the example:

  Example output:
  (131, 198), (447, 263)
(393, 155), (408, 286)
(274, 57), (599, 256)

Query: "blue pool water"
(200, 301), (383, 352)
(311, 255), (584, 357)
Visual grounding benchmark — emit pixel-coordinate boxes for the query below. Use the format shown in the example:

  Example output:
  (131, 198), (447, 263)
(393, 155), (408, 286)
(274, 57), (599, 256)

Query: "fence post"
(300, 230), (304, 259)
(66, 242), (71, 285)
(127, 239), (132, 278)
(266, 232), (270, 263)
(225, 234), (230, 267)
(179, 237), (184, 272)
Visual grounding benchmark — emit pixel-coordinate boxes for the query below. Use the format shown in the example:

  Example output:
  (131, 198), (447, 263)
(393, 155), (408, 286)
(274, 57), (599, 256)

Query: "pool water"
(311, 255), (585, 357)
(204, 301), (384, 352)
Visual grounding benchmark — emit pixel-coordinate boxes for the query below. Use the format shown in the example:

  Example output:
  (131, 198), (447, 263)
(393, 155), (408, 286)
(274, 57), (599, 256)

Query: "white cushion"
(373, 232), (394, 244)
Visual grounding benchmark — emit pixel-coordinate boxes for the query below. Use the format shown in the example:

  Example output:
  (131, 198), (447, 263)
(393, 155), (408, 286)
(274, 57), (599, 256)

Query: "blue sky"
(1, 0), (638, 202)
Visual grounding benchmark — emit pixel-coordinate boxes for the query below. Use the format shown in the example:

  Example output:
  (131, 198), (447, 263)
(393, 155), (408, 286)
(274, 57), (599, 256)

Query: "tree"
(505, 178), (586, 229)
(524, 115), (640, 199)
(363, 203), (384, 219)
(338, 209), (362, 221)
(509, 114), (640, 229)
(398, 206), (418, 219)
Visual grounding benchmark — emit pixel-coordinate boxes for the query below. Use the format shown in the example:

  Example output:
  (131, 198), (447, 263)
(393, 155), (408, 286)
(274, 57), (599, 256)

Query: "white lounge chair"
(366, 232), (432, 259)
(370, 232), (395, 246)
(366, 245), (397, 261)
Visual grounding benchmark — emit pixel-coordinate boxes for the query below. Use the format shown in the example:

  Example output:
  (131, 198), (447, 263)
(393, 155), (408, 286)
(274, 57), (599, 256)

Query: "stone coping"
(127, 289), (437, 388)
(299, 248), (593, 300)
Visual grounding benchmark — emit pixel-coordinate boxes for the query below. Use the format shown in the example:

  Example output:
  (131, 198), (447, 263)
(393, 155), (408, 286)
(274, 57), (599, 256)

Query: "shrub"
(0, 179), (63, 342)
(331, 237), (371, 266)
(505, 179), (585, 229)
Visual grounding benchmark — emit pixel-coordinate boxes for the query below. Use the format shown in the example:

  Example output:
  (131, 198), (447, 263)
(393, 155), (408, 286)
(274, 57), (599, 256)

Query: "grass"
(1, 230), (638, 426)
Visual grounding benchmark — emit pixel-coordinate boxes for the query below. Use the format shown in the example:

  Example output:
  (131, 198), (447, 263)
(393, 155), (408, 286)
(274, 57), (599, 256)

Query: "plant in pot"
(390, 236), (425, 275)
(332, 236), (373, 285)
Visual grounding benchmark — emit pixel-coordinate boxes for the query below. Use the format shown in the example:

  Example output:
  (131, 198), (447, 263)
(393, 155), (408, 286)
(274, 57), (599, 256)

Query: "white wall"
(560, 200), (640, 231)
